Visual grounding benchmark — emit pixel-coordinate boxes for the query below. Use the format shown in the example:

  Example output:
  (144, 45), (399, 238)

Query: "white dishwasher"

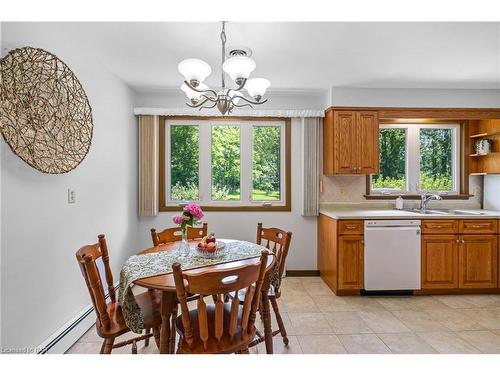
(364, 220), (421, 292)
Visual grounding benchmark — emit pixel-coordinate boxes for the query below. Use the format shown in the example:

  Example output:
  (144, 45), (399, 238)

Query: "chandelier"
(177, 22), (271, 115)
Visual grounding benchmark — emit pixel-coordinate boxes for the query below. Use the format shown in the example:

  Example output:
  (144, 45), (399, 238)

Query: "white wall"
(0, 23), (138, 350)
(136, 118), (317, 270)
(329, 87), (500, 108)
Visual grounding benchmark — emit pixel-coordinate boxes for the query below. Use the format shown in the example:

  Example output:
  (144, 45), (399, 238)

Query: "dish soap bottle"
(395, 195), (404, 210)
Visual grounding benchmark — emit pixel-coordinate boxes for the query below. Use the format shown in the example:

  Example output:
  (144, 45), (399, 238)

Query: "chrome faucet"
(420, 193), (442, 211)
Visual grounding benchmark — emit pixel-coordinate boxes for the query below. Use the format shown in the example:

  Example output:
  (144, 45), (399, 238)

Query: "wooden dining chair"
(150, 223), (208, 246)
(75, 234), (162, 354)
(172, 250), (269, 354)
(256, 223), (292, 345)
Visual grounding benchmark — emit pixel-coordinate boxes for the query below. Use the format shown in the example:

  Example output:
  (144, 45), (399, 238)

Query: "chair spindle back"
(151, 223), (208, 246)
(172, 250), (269, 351)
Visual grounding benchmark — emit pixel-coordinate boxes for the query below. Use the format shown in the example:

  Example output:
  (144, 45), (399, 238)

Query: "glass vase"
(177, 227), (191, 257)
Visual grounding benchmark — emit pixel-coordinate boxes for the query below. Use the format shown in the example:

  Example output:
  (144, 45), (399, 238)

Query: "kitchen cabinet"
(421, 235), (459, 289)
(421, 220), (499, 290)
(318, 215), (364, 293)
(338, 235), (364, 290)
(323, 109), (379, 175)
(459, 235), (498, 288)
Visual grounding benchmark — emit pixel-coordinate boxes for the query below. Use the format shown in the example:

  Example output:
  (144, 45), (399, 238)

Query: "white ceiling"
(4, 22), (500, 91)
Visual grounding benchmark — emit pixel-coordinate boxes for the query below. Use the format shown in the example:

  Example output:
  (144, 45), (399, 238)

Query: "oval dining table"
(133, 239), (276, 354)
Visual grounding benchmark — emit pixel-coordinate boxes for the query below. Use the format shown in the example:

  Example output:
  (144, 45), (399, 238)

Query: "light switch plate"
(68, 189), (76, 204)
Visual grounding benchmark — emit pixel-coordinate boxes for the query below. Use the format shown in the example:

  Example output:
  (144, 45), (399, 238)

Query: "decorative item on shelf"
(0, 46), (93, 174)
(196, 233), (226, 258)
(475, 138), (493, 155)
(172, 203), (205, 257)
(177, 21), (271, 115)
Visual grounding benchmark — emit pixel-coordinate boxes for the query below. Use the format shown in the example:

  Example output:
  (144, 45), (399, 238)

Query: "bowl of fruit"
(196, 233), (226, 258)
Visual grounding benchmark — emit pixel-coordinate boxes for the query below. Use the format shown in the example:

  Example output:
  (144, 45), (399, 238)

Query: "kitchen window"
(159, 117), (291, 211)
(370, 123), (461, 195)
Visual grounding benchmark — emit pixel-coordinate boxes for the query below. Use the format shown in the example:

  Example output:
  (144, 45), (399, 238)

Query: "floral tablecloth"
(118, 240), (278, 333)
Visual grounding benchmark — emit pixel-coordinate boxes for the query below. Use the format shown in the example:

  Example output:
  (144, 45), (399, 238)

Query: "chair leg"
(131, 340), (138, 354)
(153, 326), (161, 349)
(240, 347), (250, 354)
(169, 303), (178, 354)
(270, 296), (289, 346)
(144, 327), (151, 347)
(102, 338), (114, 354)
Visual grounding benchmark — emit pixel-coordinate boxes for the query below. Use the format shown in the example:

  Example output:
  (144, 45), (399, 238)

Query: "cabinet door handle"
(471, 225), (486, 228)
(456, 239), (460, 243)
(431, 225), (443, 229)
(345, 225), (357, 229)
(462, 239), (465, 244)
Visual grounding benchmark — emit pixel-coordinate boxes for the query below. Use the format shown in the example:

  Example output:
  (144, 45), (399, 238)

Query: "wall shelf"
(469, 152), (500, 157)
(470, 131), (500, 139)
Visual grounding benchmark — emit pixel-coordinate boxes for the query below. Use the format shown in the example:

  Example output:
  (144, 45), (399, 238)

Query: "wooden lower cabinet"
(459, 235), (498, 289)
(421, 235), (459, 289)
(338, 235), (364, 290)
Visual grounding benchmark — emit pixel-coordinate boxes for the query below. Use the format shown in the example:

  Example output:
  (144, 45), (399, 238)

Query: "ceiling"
(3, 22), (500, 91)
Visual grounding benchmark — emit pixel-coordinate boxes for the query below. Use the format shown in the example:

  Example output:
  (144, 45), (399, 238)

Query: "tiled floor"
(67, 277), (500, 354)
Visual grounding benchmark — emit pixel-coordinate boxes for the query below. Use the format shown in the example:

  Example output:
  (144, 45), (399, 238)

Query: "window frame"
(367, 122), (463, 198)
(159, 116), (291, 212)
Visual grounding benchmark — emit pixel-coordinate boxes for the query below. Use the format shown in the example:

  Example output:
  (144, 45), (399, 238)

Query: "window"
(160, 117), (290, 211)
(370, 123), (460, 195)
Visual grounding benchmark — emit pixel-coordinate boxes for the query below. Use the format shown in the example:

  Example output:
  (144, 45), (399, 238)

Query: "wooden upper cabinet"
(323, 109), (379, 175)
(459, 235), (498, 289)
(355, 111), (380, 174)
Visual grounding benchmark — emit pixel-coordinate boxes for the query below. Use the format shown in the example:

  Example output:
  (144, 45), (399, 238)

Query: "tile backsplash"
(320, 175), (483, 209)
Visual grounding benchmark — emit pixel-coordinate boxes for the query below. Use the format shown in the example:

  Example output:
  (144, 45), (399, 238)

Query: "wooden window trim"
(365, 119), (473, 200)
(159, 116), (291, 212)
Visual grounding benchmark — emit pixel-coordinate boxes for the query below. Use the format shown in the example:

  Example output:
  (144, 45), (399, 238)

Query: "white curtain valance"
(134, 107), (325, 118)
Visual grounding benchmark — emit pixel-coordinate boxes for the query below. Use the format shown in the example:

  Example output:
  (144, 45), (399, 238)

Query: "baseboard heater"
(360, 289), (414, 296)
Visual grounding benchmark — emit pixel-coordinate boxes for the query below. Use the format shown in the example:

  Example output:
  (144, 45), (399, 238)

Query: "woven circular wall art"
(0, 47), (93, 174)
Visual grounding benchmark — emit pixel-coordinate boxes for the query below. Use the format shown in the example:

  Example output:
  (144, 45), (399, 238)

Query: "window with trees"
(160, 117), (290, 211)
(370, 123), (460, 195)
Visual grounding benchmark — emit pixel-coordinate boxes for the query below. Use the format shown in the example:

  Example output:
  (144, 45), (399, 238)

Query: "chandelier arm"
(186, 97), (210, 108)
(231, 102), (253, 109)
(200, 94), (218, 103)
(232, 95), (268, 106)
(199, 102), (218, 110)
(183, 80), (218, 97)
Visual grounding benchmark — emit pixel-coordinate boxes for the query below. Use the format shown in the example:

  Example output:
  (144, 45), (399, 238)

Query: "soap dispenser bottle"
(395, 195), (404, 210)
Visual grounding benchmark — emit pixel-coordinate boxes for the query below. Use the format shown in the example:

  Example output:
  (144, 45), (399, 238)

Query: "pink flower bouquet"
(173, 203), (204, 232)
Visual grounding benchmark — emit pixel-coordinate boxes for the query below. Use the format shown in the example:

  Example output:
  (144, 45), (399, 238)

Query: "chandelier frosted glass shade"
(181, 82), (209, 101)
(177, 58), (212, 86)
(245, 78), (271, 100)
(222, 56), (256, 84)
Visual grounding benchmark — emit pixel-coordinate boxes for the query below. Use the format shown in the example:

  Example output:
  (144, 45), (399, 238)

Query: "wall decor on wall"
(0, 46), (93, 174)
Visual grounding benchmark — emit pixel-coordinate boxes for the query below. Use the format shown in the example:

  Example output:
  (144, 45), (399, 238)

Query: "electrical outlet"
(68, 189), (76, 204)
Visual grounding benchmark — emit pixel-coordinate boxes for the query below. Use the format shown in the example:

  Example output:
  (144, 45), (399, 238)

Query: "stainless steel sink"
(403, 208), (486, 215)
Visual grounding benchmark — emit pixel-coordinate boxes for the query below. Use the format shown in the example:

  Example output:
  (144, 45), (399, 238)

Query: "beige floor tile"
(297, 335), (347, 354)
(432, 295), (479, 309)
(406, 296), (450, 311)
(358, 310), (411, 333)
(461, 308), (500, 330)
(427, 308), (487, 331)
(375, 297), (416, 311)
(256, 335), (302, 354)
(323, 311), (373, 334)
(391, 310), (449, 332)
(302, 281), (335, 296)
(341, 296), (387, 311)
(280, 294), (319, 312)
(66, 342), (101, 354)
(78, 326), (101, 343)
(461, 295), (500, 308)
(311, 295), (358, 312)
(287, 312), (333, 335)
(338, 334), (391, 354)
(280, 278), (309, 296)
(457, 330), (500, 353)
(416, 331), (480, 354)
(378, 333), (437, 354)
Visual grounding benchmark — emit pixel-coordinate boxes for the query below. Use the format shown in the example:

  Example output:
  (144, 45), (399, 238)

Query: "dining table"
(132, 238), (276, 354)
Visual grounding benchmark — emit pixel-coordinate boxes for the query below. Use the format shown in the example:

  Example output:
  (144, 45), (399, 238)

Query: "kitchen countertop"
(319, 205), (500, 220)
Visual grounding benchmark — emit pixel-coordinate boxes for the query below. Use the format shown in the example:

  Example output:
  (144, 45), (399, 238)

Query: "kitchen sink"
(403, 208), (487, 215)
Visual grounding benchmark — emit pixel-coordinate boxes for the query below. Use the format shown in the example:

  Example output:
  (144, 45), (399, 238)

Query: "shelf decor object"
(0, 47), (93, 174)
(178, 21), (271, 115)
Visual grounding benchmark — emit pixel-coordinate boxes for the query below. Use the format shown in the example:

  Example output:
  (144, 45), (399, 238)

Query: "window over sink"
(370, 123), (460, 195)
(159, 116), (291, 211)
